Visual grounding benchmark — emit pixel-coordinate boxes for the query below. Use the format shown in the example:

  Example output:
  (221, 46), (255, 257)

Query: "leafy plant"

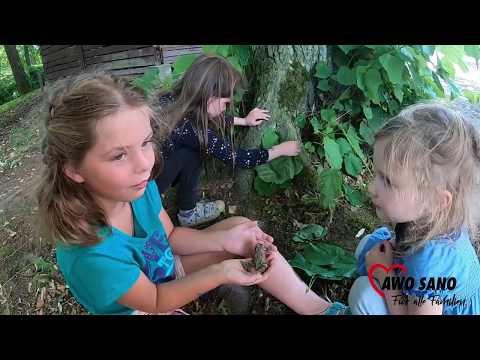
(297, 45), (480, 210)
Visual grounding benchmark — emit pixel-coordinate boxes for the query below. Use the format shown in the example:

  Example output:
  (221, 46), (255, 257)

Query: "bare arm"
(117, 264), (225, 313)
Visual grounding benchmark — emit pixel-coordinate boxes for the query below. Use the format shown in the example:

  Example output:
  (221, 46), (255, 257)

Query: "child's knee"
(348, 276), (389, 315)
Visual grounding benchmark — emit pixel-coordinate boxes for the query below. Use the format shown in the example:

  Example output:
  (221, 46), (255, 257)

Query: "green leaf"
(261, 128), (280, 149)
(393, 84), (404, 103)
(270, 157), (295, 183)
(323, 137), (343, 170)
(320, 108), (336, 125)
(317, 168), (343, 209)
(359, 121), (375, 145)
(310, 116), (322, 134)
(344, 183), (364, 206)
(438, 45), (468, 73)
(317, 79), (330, 91)
(338, 45), (357, 54)
(346, 126), (366, 162)
(293, 224), (326, 242)
(172, 54), (198, 80)
(315, 61), (332, 79)
(335, 66), (356, 86)
(303, 141), (316, 153)
(421, 45), (436, 56)
(364, 67), (383, 104)
(256, 164), (278, 183)
(355, 65), (369, 92)
(254, 176), (279, 196)
(337, 137), (352, 156)
(379, 54), (405, 84)
(368, 107), (386, 133)
(295, 114), (306, 129)
(201, 45), (219, 54)
(227, 56), (243, 73)
(362, 104), (373, 120)
(344, 152), (363, 177)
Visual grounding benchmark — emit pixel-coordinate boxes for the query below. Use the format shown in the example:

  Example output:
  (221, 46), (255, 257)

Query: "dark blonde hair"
(376, 102), (480, 255)
(153, 53), (244, 157)
(36, 71), (163, 246)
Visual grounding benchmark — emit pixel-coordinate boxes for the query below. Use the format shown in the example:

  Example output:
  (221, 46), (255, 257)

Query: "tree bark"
(4, 45), (31, 95)
(235, 45), (327, 193)
(23, 45), (32, 69)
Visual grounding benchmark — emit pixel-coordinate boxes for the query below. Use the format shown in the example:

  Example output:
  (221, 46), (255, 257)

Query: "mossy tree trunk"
(235, 45), (327, 194)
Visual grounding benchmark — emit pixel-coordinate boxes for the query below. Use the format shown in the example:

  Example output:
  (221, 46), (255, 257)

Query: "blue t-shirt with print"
(357, 227), (480, 315)
(56, 181), (175, 315)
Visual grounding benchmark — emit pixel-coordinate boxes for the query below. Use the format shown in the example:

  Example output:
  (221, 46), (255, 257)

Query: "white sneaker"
(177, 200), (225, 227)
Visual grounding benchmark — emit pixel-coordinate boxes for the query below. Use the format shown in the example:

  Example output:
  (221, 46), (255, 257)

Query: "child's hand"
(275, 141), (301, 157)
(219, 257), (274, 286)
(245, 107), (270, 127)
(365, 240), (394, 279)
(222, 221), (277, 257)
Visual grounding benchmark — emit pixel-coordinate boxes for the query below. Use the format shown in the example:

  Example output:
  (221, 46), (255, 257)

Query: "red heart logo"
(368, 263), (408, 298)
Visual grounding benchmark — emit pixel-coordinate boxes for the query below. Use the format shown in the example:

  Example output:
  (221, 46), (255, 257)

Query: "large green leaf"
(254, 176), (279, 196)
(344, 152), (363, 177)
(343, 183), (364, 207)
(337, 137), (352, 156)
(323, 137), (343, 170)
(315, 61), (332, 79)
(355, 65), (369, 93)
(292, 224), (327, 242)
(295, 114), (306, 129)
(346, 126), (366, 162)
(364, 67), (383, 104)
(310, 116), (322, 134)
(359, 121), (375, 145)
(379, 54), (405, 84)
(227, 55), (243, 73)
(335, 66), (356, 86)
(362, 103), (373, 120)
(172, 54), (198, 80)
(317, 168), (343, 209)
(317, 79), (330, 91)
(320, 108), (336, 125)
(261, 128), (280, 149)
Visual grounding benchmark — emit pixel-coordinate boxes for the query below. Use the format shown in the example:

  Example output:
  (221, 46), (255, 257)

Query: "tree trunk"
(235, 45), (327, 193)
(4, 45), (31, 95)
(23, 45), (32, 69)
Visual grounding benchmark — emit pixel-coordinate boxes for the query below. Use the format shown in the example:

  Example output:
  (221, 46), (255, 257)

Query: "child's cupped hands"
(220, 257), (274, 286)
(245, 107), (270, 126)
(221, 220), (278, 258)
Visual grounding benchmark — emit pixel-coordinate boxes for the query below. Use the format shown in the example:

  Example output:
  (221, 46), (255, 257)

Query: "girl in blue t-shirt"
(349, 102), (480, 315)
(36, 71), (348, 315)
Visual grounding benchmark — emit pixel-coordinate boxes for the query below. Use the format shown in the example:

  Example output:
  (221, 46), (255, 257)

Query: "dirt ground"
(0, 90), (382, 315)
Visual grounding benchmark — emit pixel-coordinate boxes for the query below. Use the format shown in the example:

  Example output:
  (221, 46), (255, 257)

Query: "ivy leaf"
(335, 66), (356, 86)
(317, 168), (343, 209)
(315, 61), (332, 79)
(355, 65), (369, 93)
(344, 152), (363, 177)
(379, 54), (405, 84)
(323, 137), (343, 170)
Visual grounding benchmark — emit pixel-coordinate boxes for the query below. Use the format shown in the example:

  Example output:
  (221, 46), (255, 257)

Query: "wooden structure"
(39, 45), (202, 82)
